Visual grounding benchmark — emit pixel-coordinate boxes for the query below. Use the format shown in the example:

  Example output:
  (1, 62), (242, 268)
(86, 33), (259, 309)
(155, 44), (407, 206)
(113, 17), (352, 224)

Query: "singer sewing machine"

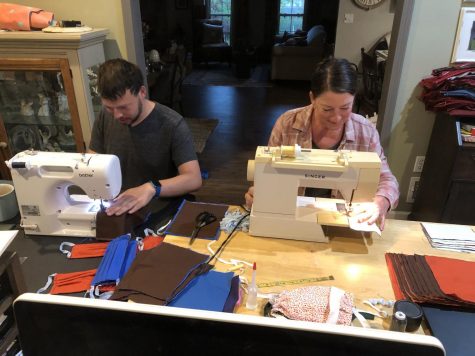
(6, 150), (121, 237)
(247, 145), (381, 242)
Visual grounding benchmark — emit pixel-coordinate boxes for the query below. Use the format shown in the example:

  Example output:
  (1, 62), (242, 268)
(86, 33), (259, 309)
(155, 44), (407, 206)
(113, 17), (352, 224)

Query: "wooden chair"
(358, 47), (383, 115)
(149, 48), (186, 114)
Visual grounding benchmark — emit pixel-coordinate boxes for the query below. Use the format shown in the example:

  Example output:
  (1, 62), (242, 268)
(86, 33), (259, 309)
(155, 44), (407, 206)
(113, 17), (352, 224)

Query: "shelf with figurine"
(3, 123), (76, 154)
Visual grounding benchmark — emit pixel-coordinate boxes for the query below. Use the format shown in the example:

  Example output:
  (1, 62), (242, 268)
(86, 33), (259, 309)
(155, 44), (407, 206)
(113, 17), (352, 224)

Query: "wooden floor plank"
(182, 83), (309, 205)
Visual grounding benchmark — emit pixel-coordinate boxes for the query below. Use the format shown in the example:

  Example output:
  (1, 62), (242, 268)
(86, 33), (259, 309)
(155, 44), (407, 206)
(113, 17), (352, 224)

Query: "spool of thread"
(393, 300), (423, 332)
(280, 144), (300, 158)
(390, 311), (407, 332)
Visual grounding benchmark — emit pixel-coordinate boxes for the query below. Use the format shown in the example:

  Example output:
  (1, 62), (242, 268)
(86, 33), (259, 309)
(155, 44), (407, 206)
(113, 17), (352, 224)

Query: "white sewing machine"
(247, 145), (381, 242)
(6, 150), (121, 237)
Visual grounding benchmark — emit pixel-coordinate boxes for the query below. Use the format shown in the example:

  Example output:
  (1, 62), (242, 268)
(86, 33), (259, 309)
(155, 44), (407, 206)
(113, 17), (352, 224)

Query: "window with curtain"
(279, 0), (305, 35)
(209, 0), (231, 44)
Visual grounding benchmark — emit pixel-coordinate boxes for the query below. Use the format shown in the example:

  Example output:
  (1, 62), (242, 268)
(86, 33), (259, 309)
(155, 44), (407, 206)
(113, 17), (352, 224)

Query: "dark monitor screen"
(14, 293), (445, 356)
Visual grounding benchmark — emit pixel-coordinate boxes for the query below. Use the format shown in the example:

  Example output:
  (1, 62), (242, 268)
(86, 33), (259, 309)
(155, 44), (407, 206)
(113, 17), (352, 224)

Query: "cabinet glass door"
(87, 64), (102, 121)
(0, 58), (84, 159)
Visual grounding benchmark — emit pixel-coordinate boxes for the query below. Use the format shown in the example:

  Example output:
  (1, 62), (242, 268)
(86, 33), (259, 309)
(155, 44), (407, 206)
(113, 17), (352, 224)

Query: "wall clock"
(353, 0), (387, 10)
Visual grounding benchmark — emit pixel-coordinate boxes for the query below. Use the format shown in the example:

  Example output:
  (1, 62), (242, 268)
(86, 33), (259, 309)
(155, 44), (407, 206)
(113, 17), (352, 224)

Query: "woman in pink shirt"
(245, 58), (399, 230)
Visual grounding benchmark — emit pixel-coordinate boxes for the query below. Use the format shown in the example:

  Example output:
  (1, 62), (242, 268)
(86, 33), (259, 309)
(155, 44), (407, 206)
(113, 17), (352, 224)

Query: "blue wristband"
(149, 180), (161, 198)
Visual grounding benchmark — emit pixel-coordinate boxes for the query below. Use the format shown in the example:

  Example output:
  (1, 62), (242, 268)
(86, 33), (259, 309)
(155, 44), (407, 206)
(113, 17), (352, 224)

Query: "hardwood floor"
(181, 82), (310, 205)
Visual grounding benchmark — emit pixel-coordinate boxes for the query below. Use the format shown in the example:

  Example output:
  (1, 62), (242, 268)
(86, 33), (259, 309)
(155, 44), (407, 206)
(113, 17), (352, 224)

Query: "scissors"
(189, 211), (217, 246)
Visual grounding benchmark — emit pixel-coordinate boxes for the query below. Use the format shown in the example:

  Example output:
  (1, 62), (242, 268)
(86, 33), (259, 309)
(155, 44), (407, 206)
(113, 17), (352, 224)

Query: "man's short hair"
(98, 58), (144, 100)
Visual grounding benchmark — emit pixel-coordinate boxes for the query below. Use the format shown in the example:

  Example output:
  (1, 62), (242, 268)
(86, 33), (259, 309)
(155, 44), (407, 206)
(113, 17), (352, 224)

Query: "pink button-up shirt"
(268, 105), (399, 209)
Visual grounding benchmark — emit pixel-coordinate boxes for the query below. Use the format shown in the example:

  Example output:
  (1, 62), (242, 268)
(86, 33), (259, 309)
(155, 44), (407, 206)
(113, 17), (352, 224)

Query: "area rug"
(184, 117), (219, 154)
(183, 64), (272, 87)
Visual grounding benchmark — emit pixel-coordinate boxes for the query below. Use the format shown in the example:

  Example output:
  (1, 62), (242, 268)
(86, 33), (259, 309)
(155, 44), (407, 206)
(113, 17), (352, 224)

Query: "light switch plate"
(344, 13), (354, 24)
(413, 156), (425, 173)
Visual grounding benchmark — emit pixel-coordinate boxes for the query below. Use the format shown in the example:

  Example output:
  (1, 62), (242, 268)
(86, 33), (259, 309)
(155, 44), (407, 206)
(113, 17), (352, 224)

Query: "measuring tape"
(257, 275), (334, 288)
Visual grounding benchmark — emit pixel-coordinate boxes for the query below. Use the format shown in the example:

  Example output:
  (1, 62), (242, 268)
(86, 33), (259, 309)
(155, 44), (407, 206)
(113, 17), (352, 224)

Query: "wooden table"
(165, 217), (475, 330)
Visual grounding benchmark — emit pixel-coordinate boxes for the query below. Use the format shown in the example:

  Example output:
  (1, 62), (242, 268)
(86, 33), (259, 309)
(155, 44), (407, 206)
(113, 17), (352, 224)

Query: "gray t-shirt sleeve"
(171, 118), (198, 167)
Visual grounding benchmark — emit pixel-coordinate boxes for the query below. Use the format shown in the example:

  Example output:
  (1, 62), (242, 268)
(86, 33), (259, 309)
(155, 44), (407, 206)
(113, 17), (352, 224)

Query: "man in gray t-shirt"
(89, 58), (201, 216)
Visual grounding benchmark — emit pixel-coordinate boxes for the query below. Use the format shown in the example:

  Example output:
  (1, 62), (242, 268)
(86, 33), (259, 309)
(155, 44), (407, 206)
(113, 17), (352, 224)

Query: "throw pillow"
(202, 23), (223, 44)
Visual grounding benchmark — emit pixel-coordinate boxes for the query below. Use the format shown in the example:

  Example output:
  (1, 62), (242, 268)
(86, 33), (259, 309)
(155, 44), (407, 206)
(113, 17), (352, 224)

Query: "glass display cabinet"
(0, 58), (82, 155)
(0, 29), (108, 179)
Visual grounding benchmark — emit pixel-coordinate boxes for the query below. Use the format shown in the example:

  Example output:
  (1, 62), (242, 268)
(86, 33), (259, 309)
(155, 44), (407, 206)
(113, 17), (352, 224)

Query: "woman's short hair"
(310, 57), (357, 97)
(97, 58), (144, 100)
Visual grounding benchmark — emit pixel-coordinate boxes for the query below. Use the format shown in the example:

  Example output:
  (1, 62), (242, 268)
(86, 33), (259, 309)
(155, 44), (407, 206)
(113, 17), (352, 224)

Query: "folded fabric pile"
(38, 234), (164, 296)
(0, 3), (54, 31)
(39, 217), (242, 312)
(90, 234), (138, 297)
(110, 242), (240, 312)
(111, 242), (210, 305)
(386, 253), (475, 309)
(419, 62), (475, 116)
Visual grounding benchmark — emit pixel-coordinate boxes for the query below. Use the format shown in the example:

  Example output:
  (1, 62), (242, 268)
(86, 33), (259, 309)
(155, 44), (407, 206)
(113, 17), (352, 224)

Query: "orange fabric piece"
(142, 236), (164, 250)
(98, 284), (116, 293)
(30, 9), (54, 29)
(0, 3), (53, 31)
(70, 242), (109, 259)
(50, 269), (97, 295)
(425, 255), (475, 303)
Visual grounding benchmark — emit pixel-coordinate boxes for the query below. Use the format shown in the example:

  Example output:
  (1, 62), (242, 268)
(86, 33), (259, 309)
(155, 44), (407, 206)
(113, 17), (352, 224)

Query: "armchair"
(193, 19), (232, 65)
(271, 25), (327, 81)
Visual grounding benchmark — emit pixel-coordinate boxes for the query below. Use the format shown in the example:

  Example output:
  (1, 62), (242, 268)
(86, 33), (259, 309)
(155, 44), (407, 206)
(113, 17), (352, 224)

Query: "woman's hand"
(353, 195), (391, 230)
(245, 186), (254, 209)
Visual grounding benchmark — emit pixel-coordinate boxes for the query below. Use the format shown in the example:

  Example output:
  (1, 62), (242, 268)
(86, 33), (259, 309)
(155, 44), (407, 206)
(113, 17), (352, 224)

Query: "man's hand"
(245, 186), (254, 209)
(106, 182), (155, 216)
(353, 195), (391, 230)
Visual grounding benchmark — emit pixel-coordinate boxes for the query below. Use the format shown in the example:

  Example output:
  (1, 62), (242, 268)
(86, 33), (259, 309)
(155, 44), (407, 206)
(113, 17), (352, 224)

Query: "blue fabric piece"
(442, 89), (475, 100)
(423, 306), (475, 356)
(91, 234), (136, 286)
(168, 270), (234, 311)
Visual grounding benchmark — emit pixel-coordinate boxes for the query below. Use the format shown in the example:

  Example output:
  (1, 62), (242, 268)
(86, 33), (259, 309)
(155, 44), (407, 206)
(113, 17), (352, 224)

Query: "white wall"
(386, 0), (461, 212)
(334, 0), (394, 64)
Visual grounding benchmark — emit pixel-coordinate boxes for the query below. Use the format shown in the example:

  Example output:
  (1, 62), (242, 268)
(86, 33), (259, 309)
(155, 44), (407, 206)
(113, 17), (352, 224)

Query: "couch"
(271, 25), (327, 81)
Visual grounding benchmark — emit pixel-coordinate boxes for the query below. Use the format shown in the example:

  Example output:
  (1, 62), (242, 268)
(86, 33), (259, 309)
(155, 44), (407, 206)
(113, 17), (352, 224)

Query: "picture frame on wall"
(175, 0), (188, 10)
(452, 7), (475, 62)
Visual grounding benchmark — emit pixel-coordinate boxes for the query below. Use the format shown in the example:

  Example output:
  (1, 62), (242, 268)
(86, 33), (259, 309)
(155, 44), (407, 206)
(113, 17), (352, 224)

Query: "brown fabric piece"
(96, 207), (150, 241)
(110, 242), (209, 304)
(386, 253), (475, 310)
(388, 254), (412, 300)
(166, 200), (228, 239)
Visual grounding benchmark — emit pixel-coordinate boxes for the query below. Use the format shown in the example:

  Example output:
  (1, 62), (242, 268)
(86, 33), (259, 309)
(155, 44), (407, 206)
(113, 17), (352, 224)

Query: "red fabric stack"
(385, 253), (475, 309)
(419, 62), (475, 117)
